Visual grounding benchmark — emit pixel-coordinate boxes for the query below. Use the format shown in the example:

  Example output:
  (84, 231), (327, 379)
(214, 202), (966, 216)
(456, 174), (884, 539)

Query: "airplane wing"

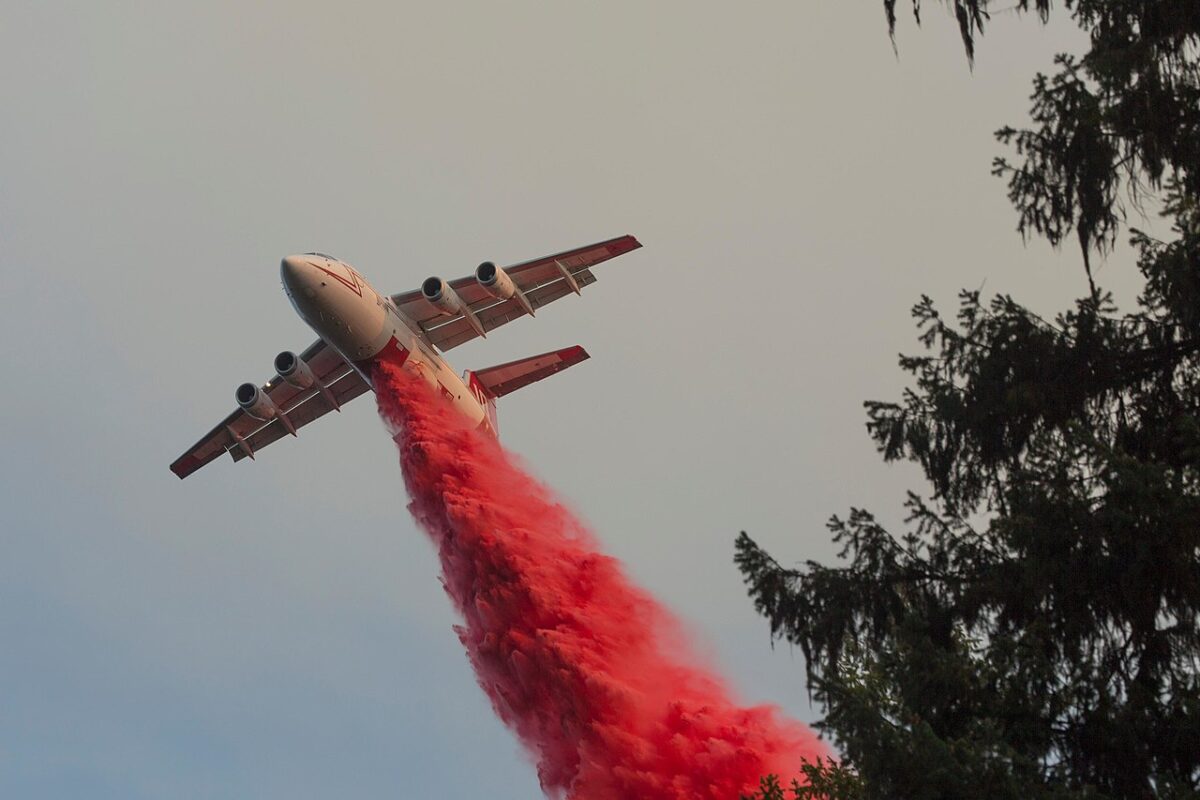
(389, 234), (641, 352)
(169, 339), (370, 479)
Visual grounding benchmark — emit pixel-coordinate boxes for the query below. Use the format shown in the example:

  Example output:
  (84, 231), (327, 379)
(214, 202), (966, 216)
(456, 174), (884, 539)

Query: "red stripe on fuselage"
(466, 371), (500, 436)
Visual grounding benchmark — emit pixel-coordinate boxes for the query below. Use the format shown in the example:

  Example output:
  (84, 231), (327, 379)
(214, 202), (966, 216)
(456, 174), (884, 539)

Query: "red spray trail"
(375, 361), (827, 799)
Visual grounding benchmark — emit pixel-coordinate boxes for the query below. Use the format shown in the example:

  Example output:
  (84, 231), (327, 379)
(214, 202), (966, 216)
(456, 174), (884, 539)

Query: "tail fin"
(465, 346), (590, 435)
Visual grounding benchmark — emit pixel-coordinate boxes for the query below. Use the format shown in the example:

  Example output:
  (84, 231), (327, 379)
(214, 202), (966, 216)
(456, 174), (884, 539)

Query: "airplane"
(170, 235), (642, 479)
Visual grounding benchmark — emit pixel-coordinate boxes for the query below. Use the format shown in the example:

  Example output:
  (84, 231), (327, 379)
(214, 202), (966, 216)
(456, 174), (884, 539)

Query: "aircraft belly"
(299, 270), (486, 428)
(359, 324), (487, 429)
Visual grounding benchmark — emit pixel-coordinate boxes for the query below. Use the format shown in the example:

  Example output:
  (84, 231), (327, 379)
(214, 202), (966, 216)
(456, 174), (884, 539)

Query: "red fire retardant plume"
(375, 362), (827, 799)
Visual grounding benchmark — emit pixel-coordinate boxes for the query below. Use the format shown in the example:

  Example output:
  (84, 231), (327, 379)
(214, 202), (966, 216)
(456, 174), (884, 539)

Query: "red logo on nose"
(314, 264), (363, 297)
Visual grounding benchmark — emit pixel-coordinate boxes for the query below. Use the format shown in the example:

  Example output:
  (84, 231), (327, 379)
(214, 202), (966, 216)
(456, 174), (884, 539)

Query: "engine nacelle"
(235, 382), (279, 421)
(421, 276), (464, 317)
(274, 350), (315, 389)
(475, 261), (515, 300)
(422, 275), (489, 337)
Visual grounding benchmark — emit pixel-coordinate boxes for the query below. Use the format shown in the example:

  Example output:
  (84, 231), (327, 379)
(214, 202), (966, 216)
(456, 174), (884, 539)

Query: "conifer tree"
(738, 3), (1200, 797)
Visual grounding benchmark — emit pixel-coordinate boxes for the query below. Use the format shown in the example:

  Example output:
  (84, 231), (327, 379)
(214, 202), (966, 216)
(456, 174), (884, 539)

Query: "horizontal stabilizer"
(470, 346), (589, 399)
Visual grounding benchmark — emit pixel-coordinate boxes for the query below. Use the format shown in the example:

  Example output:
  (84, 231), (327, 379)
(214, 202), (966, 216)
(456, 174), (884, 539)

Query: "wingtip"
(563, 344), (590, 362)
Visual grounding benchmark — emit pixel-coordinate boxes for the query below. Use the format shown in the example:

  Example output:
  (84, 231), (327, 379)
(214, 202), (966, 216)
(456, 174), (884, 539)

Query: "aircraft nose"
(280, 255), (316, 297)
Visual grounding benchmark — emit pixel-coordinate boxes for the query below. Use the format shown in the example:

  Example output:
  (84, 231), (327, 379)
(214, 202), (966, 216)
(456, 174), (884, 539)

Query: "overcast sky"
(0, 3), (1150, 798)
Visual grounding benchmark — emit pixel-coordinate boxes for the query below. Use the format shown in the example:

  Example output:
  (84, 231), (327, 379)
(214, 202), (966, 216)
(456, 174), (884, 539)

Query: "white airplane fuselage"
(280, 253), (497, 432)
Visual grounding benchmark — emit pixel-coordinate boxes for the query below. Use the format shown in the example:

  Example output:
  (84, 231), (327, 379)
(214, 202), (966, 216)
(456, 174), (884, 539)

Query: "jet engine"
(421, 276), (463, 316)
(235, 382), (280, 421)
(274, 350), (315, 389)
(422, 275), (488, 337)
(475, 261), (534, 316)
(475, 261), (515, 300)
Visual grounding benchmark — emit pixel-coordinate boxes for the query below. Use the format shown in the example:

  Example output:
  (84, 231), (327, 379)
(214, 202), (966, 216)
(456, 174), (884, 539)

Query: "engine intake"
(236, 382), (279, 421)
(274, 350), (315, 389)
(422, 276), (463, 316)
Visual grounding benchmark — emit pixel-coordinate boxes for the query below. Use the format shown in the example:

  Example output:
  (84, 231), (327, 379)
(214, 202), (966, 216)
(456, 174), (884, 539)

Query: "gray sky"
(0, 2), (1148, 798)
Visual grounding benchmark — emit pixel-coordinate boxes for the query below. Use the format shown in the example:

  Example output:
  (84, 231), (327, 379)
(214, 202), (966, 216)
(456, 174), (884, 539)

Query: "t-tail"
(464, 345), (590, 437)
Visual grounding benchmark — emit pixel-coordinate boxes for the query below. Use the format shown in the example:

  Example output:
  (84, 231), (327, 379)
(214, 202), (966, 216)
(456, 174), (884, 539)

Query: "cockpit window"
(304, 252), (338, 260)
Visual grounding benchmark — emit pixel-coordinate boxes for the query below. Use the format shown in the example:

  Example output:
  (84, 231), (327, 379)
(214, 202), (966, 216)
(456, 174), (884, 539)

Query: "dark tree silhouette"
(739, 2), (1200, 798)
